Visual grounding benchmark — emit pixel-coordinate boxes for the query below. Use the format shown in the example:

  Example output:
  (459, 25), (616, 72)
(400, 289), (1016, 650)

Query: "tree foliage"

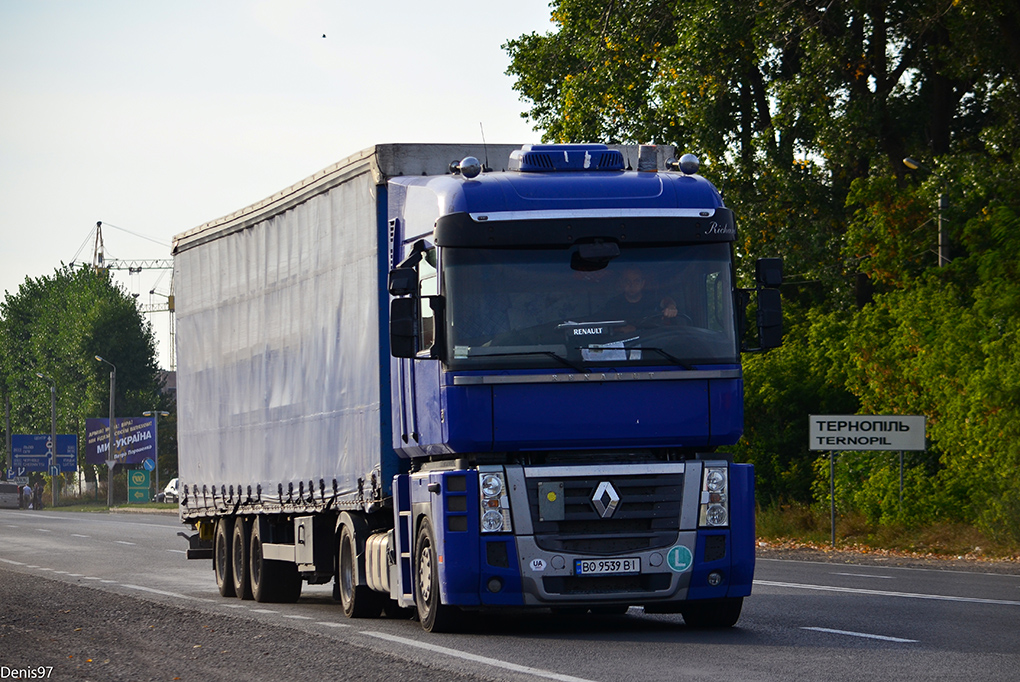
(0, 266), (167, 478)
(507, 0), (1020, 542)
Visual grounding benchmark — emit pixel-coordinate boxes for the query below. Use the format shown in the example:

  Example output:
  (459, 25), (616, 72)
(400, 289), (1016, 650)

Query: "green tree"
(506, 1), (1020, 539)
(506, 0), (1020, 295)
(0, 265), (167, 483)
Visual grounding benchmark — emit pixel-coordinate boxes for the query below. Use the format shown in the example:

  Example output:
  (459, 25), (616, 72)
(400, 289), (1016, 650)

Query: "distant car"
(0, 481), (21, 509)
(153, 477), (180, 503)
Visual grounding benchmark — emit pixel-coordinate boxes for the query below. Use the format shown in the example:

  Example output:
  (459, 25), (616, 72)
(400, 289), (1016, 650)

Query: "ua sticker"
(666, 545), (693, 572)
(530, 558), (547, 572)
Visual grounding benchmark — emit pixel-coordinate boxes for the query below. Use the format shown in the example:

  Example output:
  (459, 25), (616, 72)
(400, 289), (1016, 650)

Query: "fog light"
(482, 509), (505, 532)
(707, 571), (724, 587)
(706, 504), (728, 526)
(487, 577), (503, 593)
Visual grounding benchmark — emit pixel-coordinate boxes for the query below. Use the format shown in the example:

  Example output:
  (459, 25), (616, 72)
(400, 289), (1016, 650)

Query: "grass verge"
(756, 503), (1019, 560)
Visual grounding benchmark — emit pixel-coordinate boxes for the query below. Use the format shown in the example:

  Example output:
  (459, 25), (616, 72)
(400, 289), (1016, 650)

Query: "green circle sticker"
(666, 545), (693, 572)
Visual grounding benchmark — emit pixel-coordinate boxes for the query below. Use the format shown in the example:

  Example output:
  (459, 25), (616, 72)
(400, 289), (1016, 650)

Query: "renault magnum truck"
(172, 143), (782, 631)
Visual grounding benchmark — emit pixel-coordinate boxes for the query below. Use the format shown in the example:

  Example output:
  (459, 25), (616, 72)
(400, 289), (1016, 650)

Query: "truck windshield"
(443, 242), (737, 370)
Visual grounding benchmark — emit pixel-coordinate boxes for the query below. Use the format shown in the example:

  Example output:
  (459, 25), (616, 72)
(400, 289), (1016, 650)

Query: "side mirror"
(756, 258), (783, 288)
(388, 267), (418, 297)
(741, 258), (783, 352)
(757, 288), (783, 350)
(389, 297), (418, 358)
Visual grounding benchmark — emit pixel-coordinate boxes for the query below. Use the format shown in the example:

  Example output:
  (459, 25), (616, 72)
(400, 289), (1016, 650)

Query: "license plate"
(574, 557), (641, 576)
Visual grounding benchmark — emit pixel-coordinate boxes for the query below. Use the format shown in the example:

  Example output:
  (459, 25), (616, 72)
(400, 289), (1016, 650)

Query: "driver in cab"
(599, 267), (677, 333)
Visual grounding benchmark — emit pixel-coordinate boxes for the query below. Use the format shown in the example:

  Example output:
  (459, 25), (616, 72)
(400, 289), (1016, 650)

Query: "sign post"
(809, 415), (927, 547)
(127, 469), (150, 504)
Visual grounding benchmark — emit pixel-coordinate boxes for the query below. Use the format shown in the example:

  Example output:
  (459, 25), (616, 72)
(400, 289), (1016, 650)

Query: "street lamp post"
(142, 409), (170, 496)
(903, 157), (949, 267)
(95, 355), (116, 507)
(35, 373), (57, 507)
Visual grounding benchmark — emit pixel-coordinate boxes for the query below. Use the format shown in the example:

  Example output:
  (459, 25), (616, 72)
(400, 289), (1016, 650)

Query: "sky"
(0, 0), (554, 369)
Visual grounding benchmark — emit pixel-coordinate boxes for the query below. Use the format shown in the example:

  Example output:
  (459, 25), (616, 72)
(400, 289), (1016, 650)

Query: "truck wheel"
(337, 524), (383, 618)
(681, 597), (743, 628)
(231, 517), (253, 600)
(214, 517), (236, 597)
(248, 518), (301, 603)
(414, 520), (457, 632)
(248, 519), (278, 603)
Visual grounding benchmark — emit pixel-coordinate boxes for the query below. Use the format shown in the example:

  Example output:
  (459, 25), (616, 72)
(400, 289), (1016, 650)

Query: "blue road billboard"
(12, 434), (78, 473)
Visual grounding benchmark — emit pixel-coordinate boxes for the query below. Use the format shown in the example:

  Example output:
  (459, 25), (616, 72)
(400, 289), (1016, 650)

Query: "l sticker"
(666, 546), (693, 572)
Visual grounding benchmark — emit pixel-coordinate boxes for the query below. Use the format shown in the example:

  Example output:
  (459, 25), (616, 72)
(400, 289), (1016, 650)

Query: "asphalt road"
(2, 509), (1019, 681)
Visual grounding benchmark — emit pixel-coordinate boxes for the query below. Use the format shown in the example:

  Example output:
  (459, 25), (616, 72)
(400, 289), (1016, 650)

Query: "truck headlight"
(699, 465), (729, 528)
(478, 467), (512, 533)
(481, 473), (503, 498)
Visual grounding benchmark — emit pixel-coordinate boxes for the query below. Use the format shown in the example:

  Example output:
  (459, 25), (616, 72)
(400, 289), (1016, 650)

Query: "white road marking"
(831, 572), (894, 579)
(756, 580), (1020, 606)
(36, 528), (52, 533)
(252, 609), (279, 614)
(121, 584), (210, 602)
(71, 534), (90, 538)
(166, 549), (187, 554)
(284, 615), (312, 620)
(316, 622), (351, 628)
(114, 540), (136, 545)
(361, 631), (598, 682)
(0, 558), (26, 566)
(803, 626), (917, 643)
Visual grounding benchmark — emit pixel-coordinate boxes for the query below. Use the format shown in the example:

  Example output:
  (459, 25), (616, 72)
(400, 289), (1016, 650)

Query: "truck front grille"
(525, 473), (683, 554)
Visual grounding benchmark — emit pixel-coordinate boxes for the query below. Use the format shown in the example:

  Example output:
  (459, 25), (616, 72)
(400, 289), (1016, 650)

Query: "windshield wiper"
(471, 350), (589, 373)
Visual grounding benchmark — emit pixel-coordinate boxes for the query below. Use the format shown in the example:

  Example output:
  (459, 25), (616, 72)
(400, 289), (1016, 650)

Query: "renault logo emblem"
(592, 481), (620, 519)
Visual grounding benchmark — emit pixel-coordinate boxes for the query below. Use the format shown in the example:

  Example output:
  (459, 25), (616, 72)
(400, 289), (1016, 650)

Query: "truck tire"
(337, 524), (384, 618)
(214, 517), (236, 598)
(680, 597), (743, 628)
(249, 518), (302, 603)
(414, 519), (458, 632)
(231, 517), (253, 600)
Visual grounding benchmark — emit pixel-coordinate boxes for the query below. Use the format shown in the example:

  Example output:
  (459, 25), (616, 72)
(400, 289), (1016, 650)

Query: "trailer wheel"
(337, 524), (383, 618)
(249, 518), (302, 604)
(231, 517), (253, 600)
(414, 519), (457, 632)
(680, 597), (743, 628)
(214, 517), (235, 597)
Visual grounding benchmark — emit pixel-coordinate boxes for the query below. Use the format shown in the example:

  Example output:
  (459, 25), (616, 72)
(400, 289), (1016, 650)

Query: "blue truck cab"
(383, 145), (781, 630)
